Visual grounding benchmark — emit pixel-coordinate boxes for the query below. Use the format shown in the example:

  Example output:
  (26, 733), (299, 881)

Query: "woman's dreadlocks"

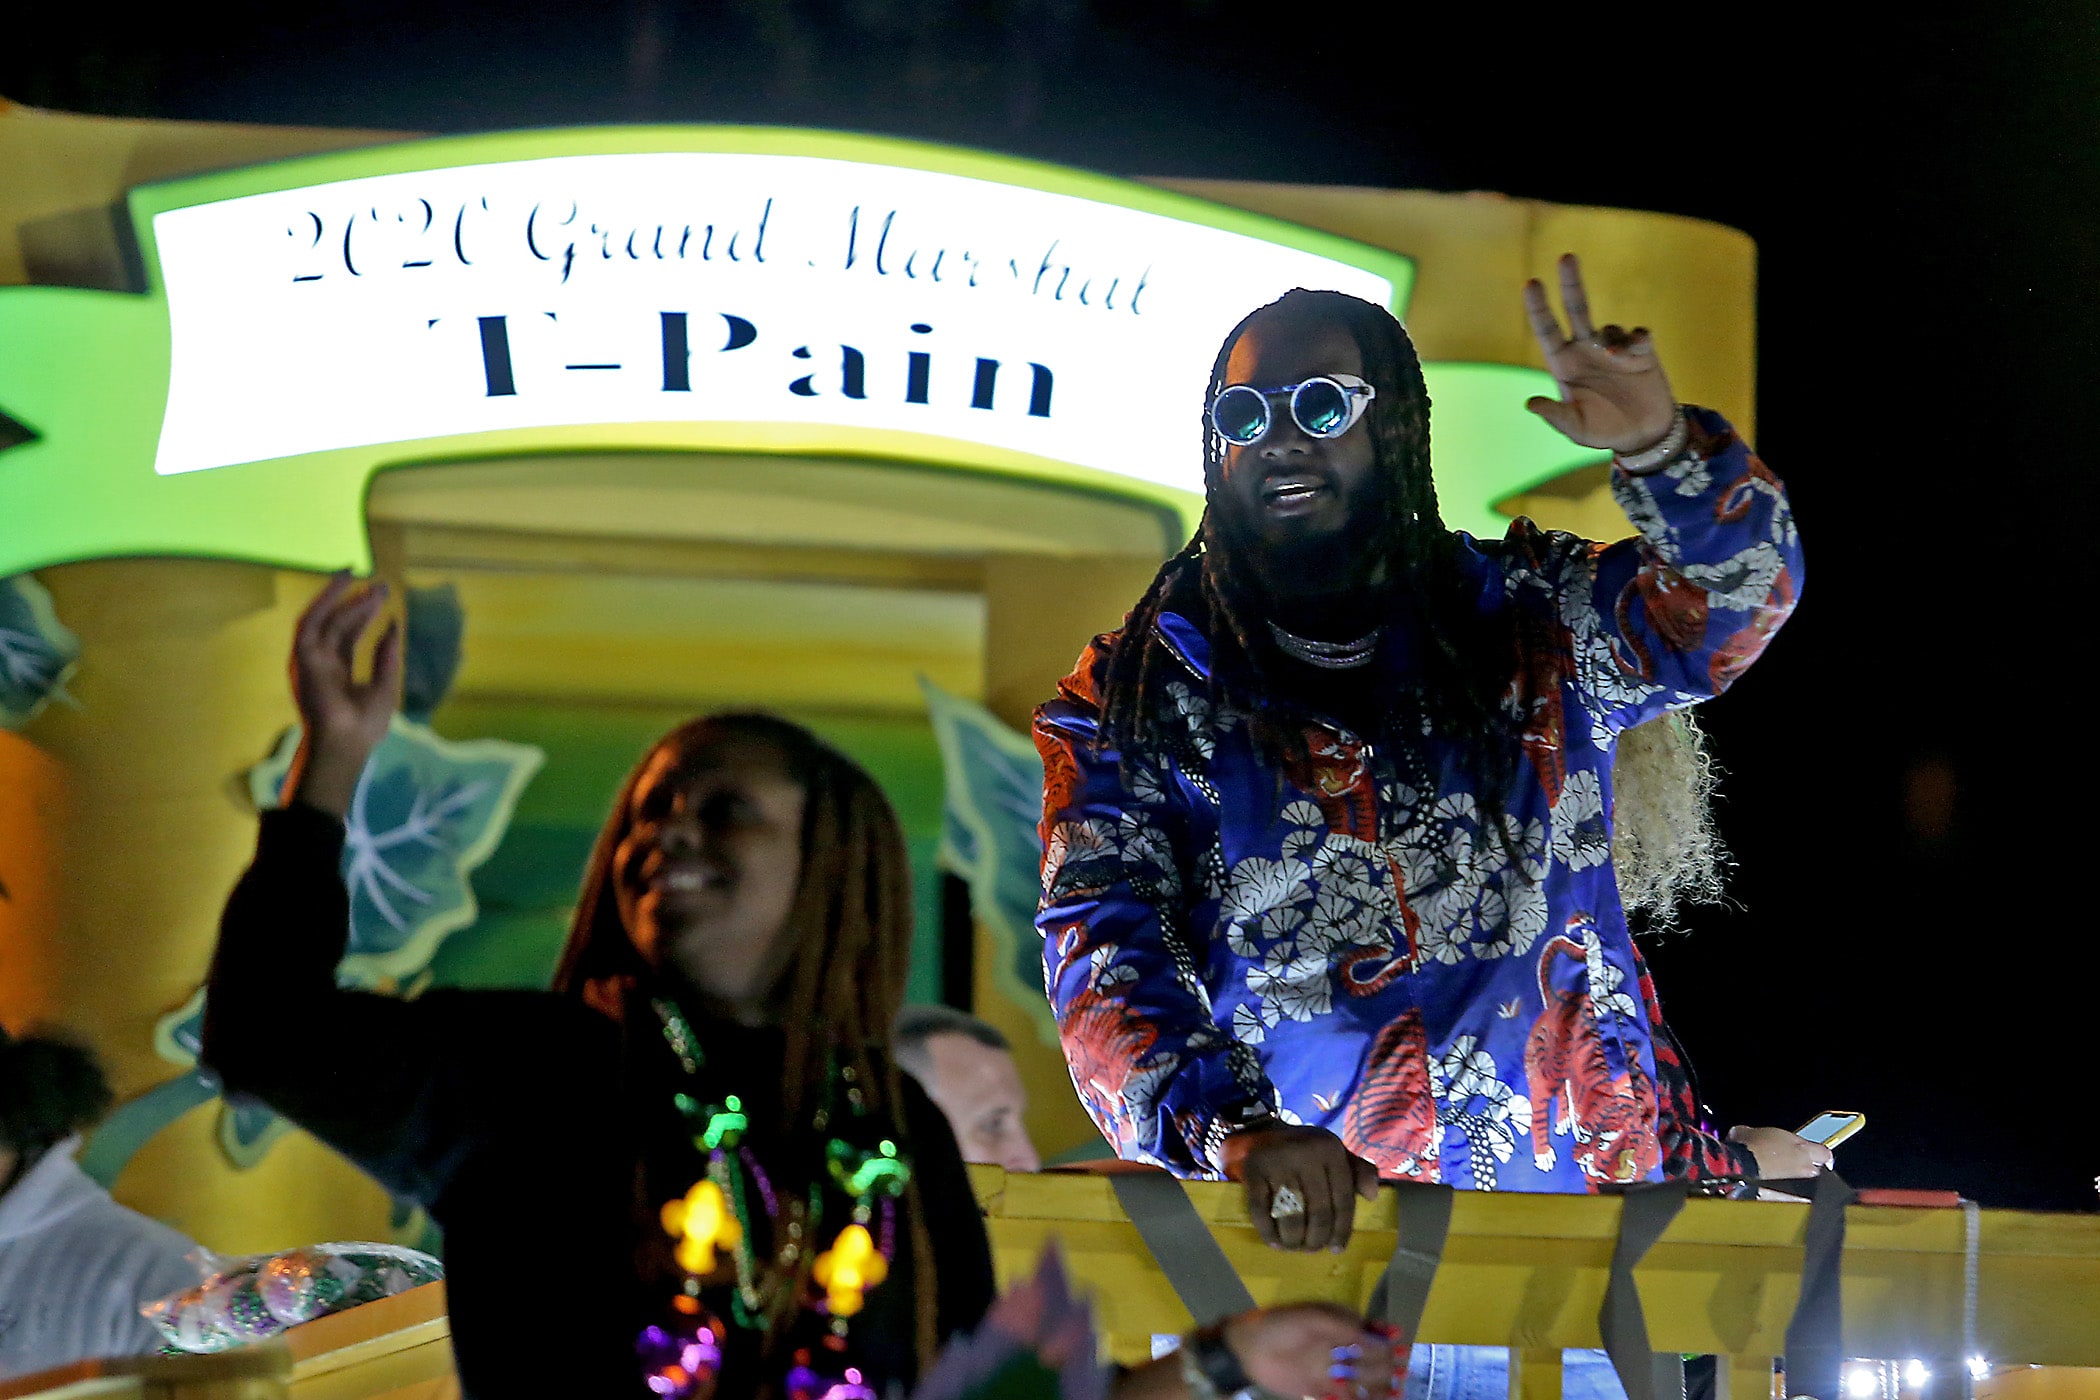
(552, 713), (940, 1375)
(1097, 288), (1523, 811)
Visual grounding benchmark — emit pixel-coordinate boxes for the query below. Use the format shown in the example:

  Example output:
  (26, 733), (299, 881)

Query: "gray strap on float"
(1110, 1171), (1257, 1326)
(1364, 1181), (1455, 1340)
(1960, 1201), (1980, 1400)
(1599, 1178), (1691, 1400)
(1781, 1171), (1856, 1400)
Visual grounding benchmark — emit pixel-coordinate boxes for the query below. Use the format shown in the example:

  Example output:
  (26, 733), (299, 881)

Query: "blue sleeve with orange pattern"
(1033, 669), (1276, 1179)
(1509, 408), (1804, 736)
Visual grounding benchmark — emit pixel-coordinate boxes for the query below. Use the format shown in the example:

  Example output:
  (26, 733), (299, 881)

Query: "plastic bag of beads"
(156, 1263), (280, 1354)
(142, 1241), (443, 1353)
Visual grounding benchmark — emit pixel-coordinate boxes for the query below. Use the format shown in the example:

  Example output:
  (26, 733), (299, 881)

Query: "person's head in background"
(893, 1006), (1041, 1173)
(0, 1024), (115, 1192)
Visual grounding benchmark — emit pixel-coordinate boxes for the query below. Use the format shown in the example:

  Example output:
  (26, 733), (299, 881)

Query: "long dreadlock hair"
(1098, 288), (1524, 815)
(550, 713), (939, 1373)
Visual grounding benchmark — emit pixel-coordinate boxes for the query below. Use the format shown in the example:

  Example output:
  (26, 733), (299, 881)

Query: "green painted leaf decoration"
(920, 678), (1058, 1050)
(76, 1069), (218, 1188)
(143, 715), (542, 1172)
(248, 715), (545, 989)
(218, 1097), (294, 1169)
(0, 573), (80, 729)
(147, 985), (298, 1167)
(153, 987), (207, 1068)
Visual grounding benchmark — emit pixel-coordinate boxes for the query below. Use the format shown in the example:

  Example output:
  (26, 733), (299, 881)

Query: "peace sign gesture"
(1522, 253), (1680, 456)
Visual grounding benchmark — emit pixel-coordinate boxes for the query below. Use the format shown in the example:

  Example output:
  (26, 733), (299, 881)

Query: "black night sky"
(7, 3), (2097, 1210)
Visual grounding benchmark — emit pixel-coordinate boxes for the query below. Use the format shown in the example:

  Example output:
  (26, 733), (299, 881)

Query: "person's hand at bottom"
(1224, 1304), (1399, 1399)
(1223, 1123), (1380, 1252)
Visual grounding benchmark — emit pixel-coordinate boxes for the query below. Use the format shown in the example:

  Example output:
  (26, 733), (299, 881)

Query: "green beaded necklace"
(650, 999), (911, 1333)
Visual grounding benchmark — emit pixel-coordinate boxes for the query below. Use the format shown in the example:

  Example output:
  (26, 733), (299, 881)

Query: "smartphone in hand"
(1796, 1111), (1865, 1148)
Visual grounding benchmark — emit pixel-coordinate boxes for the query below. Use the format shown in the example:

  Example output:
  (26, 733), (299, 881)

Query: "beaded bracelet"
(1613, 404), (1690, 473)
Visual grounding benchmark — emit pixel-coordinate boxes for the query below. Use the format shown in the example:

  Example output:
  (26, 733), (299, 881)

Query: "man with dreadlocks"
(1035, 257), (1825, 1261)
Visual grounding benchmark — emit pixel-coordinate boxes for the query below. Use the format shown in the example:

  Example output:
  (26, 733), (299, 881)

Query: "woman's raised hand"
(1521, 253), (1680, 456)
(286, 572), (401, 820)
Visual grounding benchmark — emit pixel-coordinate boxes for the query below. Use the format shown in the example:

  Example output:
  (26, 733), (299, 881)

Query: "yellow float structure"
(5, 1173), (2098, 1400)
(0, 98), (1755, 1245)
(13, 95), (2085, 1400)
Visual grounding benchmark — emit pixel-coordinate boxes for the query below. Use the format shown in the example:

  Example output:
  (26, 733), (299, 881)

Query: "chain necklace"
(1266, 620), (1379, 670)
(640, 999), (911, 1400)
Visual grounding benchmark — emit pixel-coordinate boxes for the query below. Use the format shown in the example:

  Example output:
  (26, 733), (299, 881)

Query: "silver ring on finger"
(1269, 1184), (1307, 1219)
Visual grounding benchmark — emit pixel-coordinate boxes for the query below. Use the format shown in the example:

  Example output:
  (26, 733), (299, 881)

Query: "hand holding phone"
(1795, 1111), (1865, 1149)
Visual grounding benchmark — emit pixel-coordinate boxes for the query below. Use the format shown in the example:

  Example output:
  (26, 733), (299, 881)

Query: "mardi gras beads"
(784, 1345), (880, 1400)
(644, 999), (914, 1394)
(636, 1311), (726, 1400)
(807, 1130), (909, 1331)
(810, 1222), (887, 1318)
(660, 1179), (741, 1276)
(825, 1137), (910, 1200)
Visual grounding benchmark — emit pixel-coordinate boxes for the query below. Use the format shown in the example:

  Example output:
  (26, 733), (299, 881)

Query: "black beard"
(1260, 528), (1375, 598)
(1216, 496), (1384, 602)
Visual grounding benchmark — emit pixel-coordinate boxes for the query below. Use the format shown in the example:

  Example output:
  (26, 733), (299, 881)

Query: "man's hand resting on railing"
(1221, 1122), (1380, 1252)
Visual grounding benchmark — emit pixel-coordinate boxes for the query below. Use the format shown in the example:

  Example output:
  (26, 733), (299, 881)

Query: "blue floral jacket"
(1034, 409), (1800, 1192)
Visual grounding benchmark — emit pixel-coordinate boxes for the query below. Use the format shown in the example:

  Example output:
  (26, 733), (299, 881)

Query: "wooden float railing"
(0, 1286), (455, 1400)
(3, 1170), (2095, 1400)
(968, 1166), (2100, 1397)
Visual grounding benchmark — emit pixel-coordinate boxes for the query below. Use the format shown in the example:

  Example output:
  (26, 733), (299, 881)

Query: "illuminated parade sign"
(0, 128), (1600, 575)
(150, 151), (1396, 486)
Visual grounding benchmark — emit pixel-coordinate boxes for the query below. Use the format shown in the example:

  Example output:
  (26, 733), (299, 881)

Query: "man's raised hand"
(1521, 253), (1679, 456)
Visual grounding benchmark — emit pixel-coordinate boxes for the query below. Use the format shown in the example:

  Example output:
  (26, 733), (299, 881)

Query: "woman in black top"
(202, 573), (995, 1398)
